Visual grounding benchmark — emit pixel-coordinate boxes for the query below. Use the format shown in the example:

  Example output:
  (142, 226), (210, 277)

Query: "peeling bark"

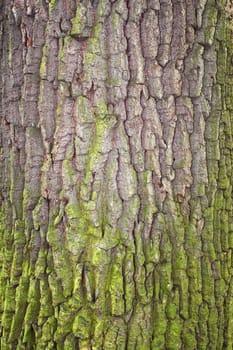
(0, 0), (233, 349)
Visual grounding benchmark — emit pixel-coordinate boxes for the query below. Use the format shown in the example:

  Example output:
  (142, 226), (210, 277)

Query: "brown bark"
(0, 0), (233, 349)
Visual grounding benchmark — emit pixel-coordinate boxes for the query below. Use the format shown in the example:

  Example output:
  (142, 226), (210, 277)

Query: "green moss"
(153, 303), (167, 349)
(71, 4), (84, 36)
(109, 262), (124, 316)
(72, 307), (94, 339)
(201, 257), (215, 303)
(41, 316), (57, 342)
(152, 335), (166, 350)
(22, 324), (35, 345)
(64, 334), (77, 349)
(24, 278), (40, 323)
(49, 0), (57, 10)
(1, 247), (14, 278)
(166, 319), (182, 350)
(159, 231), (172, 264)
(104, 319), (127, 349)
(167, 205), (185, 245)
(13, 220), (26, 245)
(97, 100), (108, 118)
(9, 277), (29, 341)
(144, 237), (160, 267)
(178, 273), (189, 320)
(76, 96), (94, 122)
(38, 279), (54, 318)
(54, 304), (75, 342)
(47, 225), (62, 248)
(93, 22), (103, 37)
(96, 1), (105, 18)
(62, 159), (76, 179)
(220, 212), (229, 251)
(52, 249), (73, 297)
(85, 52), (96, 65)
(65, 203), (80, 220)
(35, 248), (47, 279)
(22, 187), (30, 210)
(86, 37), (100, 55)
(224, 278), (233, 348)
(214, 190), (224, 210)
(198, 303), (209, 350)
(80, 108), (115, 194)
(166, 290), (179, 320)
(48, 273), (65, 306)
(121, 251), (135, 313)
(229, 230), (233, 249)
(208, 307), (218, 347)
(84, 23), (102, 66)
(173, 249), (187, 271)
(182, 320), (197, 350)
(10, 246), (24, 285)
(126, 305), (152, 349)
(187, 274), (202, 321)
(2, 284), (16, 313)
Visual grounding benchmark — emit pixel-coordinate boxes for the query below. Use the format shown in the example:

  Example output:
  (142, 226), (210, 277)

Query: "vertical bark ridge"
(0, 0), (232, 349)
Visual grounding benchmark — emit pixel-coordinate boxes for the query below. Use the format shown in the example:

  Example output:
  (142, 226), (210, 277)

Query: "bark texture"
(0, 0), (233, 349)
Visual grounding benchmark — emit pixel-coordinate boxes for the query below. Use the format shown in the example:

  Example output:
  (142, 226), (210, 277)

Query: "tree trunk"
(0, 0), (232, 349)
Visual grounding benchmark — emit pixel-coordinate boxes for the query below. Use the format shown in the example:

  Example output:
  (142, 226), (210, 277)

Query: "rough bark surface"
(0, 0), (233, 349)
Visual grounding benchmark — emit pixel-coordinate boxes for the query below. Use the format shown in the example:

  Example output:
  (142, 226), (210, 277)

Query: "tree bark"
(0, 0), (233, 349)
